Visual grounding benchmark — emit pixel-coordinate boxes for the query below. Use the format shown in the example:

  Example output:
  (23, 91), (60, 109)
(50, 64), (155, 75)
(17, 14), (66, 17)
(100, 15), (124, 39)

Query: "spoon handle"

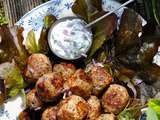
(85, 0), (134, 28)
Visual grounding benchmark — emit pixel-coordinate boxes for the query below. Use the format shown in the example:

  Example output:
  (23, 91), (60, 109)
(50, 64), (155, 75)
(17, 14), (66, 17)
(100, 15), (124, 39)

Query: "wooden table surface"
(1, 0), (48, 26)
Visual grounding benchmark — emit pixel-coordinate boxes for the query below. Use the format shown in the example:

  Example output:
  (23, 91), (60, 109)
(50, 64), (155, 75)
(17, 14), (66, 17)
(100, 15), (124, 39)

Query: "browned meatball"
(86, 64), (112, 96)
(18, 110), (30, 120)
(96, 114), (115, 120)
(53, 62), (76, 81)
(57, 95), (89, 120)
(36, 73), (64, 102)
(24, 54), (52, 82)
(41, 106), (58, 120)
(64, 69), (92, 98)
(102, 84), (129, 114)
(86, 96), (101, 120)
(26, 89), (43, 110)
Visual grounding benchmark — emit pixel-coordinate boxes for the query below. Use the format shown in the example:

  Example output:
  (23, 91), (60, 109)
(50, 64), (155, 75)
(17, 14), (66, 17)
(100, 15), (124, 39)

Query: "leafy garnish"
(10, 26), (29, 69)
(152, 0), (160, 25)
(43, 15), (56, 29)
(0, 62), (25, 97)
(118, 99), (142, 120)
(146, 99), (160, 120)
(26, 30), (40, 54)
(72, 0), (88, 22)
(115, 9), (142, 54)
(0, 8), (8, 25)
(26, 15), (57, 54)
(0, 26), (29, 69)
(90, 0), (102, 11)
(72, 0), (103, 22)
(38, 15), (57, 54)
(88, 12), (117, 58)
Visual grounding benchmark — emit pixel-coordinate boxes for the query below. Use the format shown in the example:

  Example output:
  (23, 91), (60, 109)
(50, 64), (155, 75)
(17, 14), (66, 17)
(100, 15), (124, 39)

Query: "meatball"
(86, 64), (112, 96)
(57, 95), (89, 120)
(96, 114), (115, 120)
(18, 110), (30, 120)
(36, 73), (64, 102)
(87, 96), (101, 120)
(26, 89), (42, 110)
(64, 69), (92, 98)
(102, 84), (129, 114)
(53, 62), (76, 81)
(24, 54), (52, 82)
(41, 106), (58, 120)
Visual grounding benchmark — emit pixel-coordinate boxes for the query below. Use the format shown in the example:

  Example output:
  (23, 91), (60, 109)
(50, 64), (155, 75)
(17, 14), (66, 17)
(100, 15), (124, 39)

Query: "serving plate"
(0, 0), (148, 119)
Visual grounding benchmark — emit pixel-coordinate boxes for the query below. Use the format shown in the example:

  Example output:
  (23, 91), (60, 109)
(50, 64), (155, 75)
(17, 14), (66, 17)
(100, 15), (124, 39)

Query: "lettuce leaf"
(88, 12), (117, 58)
(118, 99), (142, 120)
(0, 62), (25, 97)
(38, 15), (57, 54)
(72, 0), (102, 22)
(0, 25), (29, 69)
(147, 99), (160, 120)
(26, 30), (40, 54)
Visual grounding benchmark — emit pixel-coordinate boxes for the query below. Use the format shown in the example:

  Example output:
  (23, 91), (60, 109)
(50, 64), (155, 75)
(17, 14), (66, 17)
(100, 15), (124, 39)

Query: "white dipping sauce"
(49, 18), (92, 59)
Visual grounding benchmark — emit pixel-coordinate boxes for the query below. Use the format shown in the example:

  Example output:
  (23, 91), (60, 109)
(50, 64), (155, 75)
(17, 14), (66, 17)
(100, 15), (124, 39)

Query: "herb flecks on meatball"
(26, 89), (43, 110)
(36, 73), (64, 102)
(53, 62), (76, 81)
(57, 95), (89, 120)
(102, 84), (129, 114)
(64, 69), (92, 98)
(87, 96), (101, 120)
(24, 54), (52, 82)
(96, 114), (115, 120)
(41, 106), (58, 120)
(86, 64), (113, 96)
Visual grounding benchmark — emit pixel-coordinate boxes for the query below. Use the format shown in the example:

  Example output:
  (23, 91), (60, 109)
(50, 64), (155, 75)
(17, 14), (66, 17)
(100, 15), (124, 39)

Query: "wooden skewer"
(85, 0), (134, 28)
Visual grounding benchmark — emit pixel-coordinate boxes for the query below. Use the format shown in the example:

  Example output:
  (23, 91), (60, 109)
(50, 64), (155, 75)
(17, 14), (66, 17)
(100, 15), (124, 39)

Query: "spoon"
(85, 0), (134, 28)
(48, 0), (134, 60)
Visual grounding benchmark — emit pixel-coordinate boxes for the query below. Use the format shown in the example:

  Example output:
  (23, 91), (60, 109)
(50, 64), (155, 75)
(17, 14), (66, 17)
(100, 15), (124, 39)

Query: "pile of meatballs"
(20, 53), (130, 120)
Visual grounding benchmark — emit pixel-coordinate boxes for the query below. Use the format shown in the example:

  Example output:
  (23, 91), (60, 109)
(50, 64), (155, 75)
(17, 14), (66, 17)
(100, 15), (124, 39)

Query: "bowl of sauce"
(48, 16), (93, 60)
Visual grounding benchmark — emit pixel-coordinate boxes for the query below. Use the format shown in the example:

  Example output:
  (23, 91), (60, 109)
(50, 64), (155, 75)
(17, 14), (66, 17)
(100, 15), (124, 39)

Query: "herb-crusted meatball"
(26, 89), (42, 110)
(25, 54), (52, 82)
(53, 62), (76, 81)
(102, 84), (129, 114)
(57, 95), (89, 120)
(96, 114), (115, 120)
(36, 73), (64, 102)
(41, 106), (58, 120)
(64, 69), (92, 98)
(87, 96), (101, 120)
(86, 64), (112, 96)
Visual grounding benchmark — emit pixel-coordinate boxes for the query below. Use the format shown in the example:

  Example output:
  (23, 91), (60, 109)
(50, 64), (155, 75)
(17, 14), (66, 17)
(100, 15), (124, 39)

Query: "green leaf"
(147, 107), (159, 120)
(44, 15), (57, 29)
(8, 88), (21, 97)
(0, 26), (29, 69)
(72, 0), (88, 22)
(146, 99), (160, 120)
(26, 30), (40, 54)
(115, 9), (142, 54)
(0, 9), (8, 25)
(88, 34), (106, 58)
(90, 0), (102, 11)
(72, 0), (103, 22)
(118, 99), (142, 120)
(0, 62), (25, 97)
(88, 12), (117, 57)
(38, 15), (57, 54)
(152, 0), (160, 25)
